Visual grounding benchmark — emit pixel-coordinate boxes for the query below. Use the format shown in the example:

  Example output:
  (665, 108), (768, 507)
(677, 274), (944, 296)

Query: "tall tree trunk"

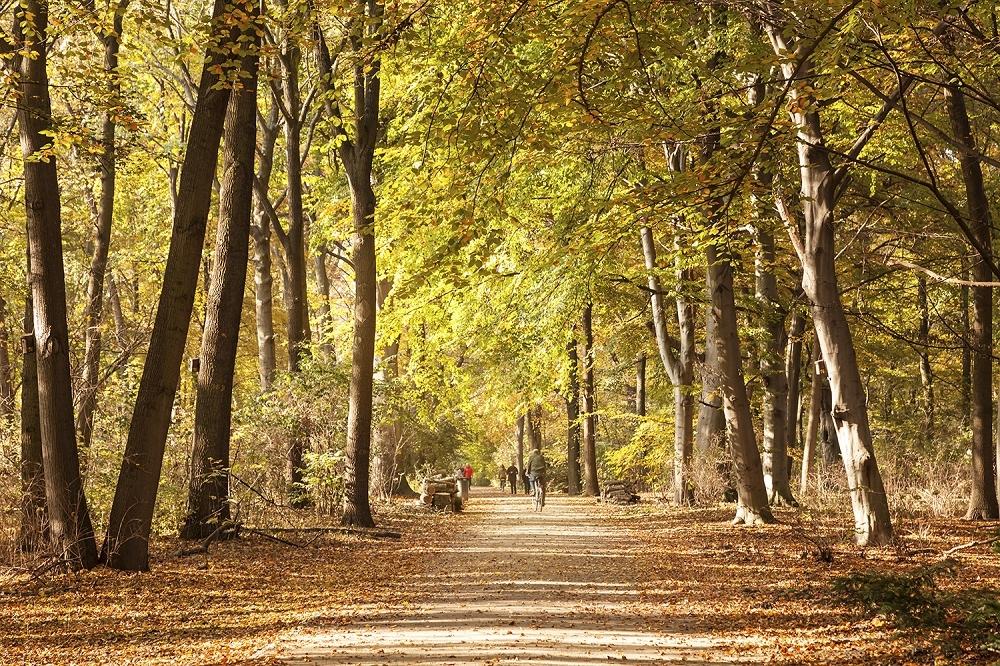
(784, 308), (806, 457)
(635, 353), (646, 417)
(328, 0), (383, 529)
(371, 280), (400, 500)
(581, 301), (599, 496)
(800, 341), (821, 496)
(16, 1), (99, 570)
(181, 35), (258, 540)
(527, 405), (543, 451)
(766, 23), (893, 546)
(960, 259), (971, 429)
(756, 230), (795, 505)
(19, 295), (47, 552)
(516, 414), (525, 479)
(916, 276), (934, 439)
(314, 246), (335, 358)
(706, 246), (774, 525)
(566, 338), (581, 495)
(103, 0), (235, 570)
(696, 303), (725, 452)
(946, 84), (999, 521)
(76, 1), (128, 453)
(640, 226), (695, 504)
(0, 297), (13, 420)
(341, 174), (377, 526)
(251, 106), (279, 393)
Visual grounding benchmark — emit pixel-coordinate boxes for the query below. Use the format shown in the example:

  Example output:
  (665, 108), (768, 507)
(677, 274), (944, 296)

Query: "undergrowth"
(832, 558), (1000, 658)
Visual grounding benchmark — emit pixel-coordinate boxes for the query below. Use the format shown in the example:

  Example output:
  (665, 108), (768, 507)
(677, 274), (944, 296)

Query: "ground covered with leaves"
(0, 502), (468, 665)
(3, 493), (999, 665)
(628, 502), (1000, 664)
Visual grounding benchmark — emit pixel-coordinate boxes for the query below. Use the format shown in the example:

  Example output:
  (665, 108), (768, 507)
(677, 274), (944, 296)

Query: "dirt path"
(275, 488), (746, 665)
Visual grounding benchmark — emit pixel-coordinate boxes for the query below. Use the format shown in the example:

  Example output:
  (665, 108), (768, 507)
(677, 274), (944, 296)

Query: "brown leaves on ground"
(621, 502), (1000, 665)
(0, 502), (465, 666)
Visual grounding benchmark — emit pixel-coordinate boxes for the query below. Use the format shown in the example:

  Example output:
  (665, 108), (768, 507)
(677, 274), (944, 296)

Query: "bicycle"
(529, 474), (545, 512)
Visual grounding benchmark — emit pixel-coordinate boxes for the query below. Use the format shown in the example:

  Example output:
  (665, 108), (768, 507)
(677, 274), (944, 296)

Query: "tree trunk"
(341, 174), (377, 527)
(784, 308), (806, 457)
(960, 259), (971, 429)
(527, 405), (543, 451)
(314, 246), (335, 358)
(0, 297), (13, 420)
(696, 302), (725, 453)
(945, 84), (999, 521)
(800, 341), (821, 496)
(251, 106), (279, 393)
(516, 414), (525, 479)
(566, 338), (581, 495)
(16, 1), (99, 570)
(755, 230), (795, 506)
(330, 0), (383, 529)
(103, 0), (235, 570)
(916, 276), (934, 439)
(181, 35), (258, 540)
(706, 246), (774, 525)
(640, 226), (695, 504)
(371, 280), (400, 500)
(76, 3), (127, 453)
(19, 295), (47, 552)
(635, 353), (646, 417)
(581, 301), (599, 496)
(766, 24), (893, 546)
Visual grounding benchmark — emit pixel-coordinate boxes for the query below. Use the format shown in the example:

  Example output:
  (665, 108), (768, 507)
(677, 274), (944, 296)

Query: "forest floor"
(2, 488), (999, 665)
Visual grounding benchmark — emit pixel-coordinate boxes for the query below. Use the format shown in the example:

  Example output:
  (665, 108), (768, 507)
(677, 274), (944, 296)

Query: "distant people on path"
(498, 464), (507, 490)
(463, 463), (474, 481)
(527, 447), (547, 507)
(522, 469), (530, 495)
(506, 465), (519, 494)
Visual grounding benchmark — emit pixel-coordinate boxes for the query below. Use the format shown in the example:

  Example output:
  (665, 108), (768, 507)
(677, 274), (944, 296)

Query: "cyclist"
(526, 447), (547, 507)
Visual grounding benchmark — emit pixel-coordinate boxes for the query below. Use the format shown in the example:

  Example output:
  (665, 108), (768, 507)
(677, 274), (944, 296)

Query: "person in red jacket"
(463, 463), (474, 480)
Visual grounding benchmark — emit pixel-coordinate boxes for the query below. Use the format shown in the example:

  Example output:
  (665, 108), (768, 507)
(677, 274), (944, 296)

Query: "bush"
(832, 559), (1000, 658)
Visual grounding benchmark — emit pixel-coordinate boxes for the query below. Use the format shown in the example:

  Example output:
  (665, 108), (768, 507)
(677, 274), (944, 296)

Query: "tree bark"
(251, 105), (279, 393)
(960, 258), (971, 429)
(16, 1), (99, 570)
(566, 338), (581, 495)
(0, 297), (13, 420)
(755, 230), (795, 506)
(341, 174), (377, 527)
(314, 246), (335, 358)
(527, 405), (543, 451)
(696, 303), (725, 453)
(706, 246), (774, 525)
(640, 226), (695, 505)
(916, 276), (934, 439)
(635, 353), (646, 417)
(945, 83), (999, 521)
(581, 301), (600, 496)
(371, 280), (400, 500)
(181, 32), (258, 540)
(784, 308), (806, 457)
(766, 23), (893, 546)
(516, 414), (525, 479)
(327, 0), (383, 529)
(19, 295), (47, 552)
(800, 341), (821, 496)
(103, 0), (235, 570)
(76, 1), (128, 453)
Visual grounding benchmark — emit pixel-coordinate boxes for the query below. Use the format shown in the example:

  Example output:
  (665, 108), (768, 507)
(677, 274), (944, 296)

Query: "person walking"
(497, 464), (507, 490)
(506, 465), (519, 494)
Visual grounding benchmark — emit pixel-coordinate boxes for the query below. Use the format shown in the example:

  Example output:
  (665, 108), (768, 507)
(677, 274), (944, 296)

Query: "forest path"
(276, 488), (746, 665)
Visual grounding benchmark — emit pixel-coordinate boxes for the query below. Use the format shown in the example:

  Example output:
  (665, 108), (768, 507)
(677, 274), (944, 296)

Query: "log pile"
(602, 480), (640, 505)
(419, 475), (462, 512)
